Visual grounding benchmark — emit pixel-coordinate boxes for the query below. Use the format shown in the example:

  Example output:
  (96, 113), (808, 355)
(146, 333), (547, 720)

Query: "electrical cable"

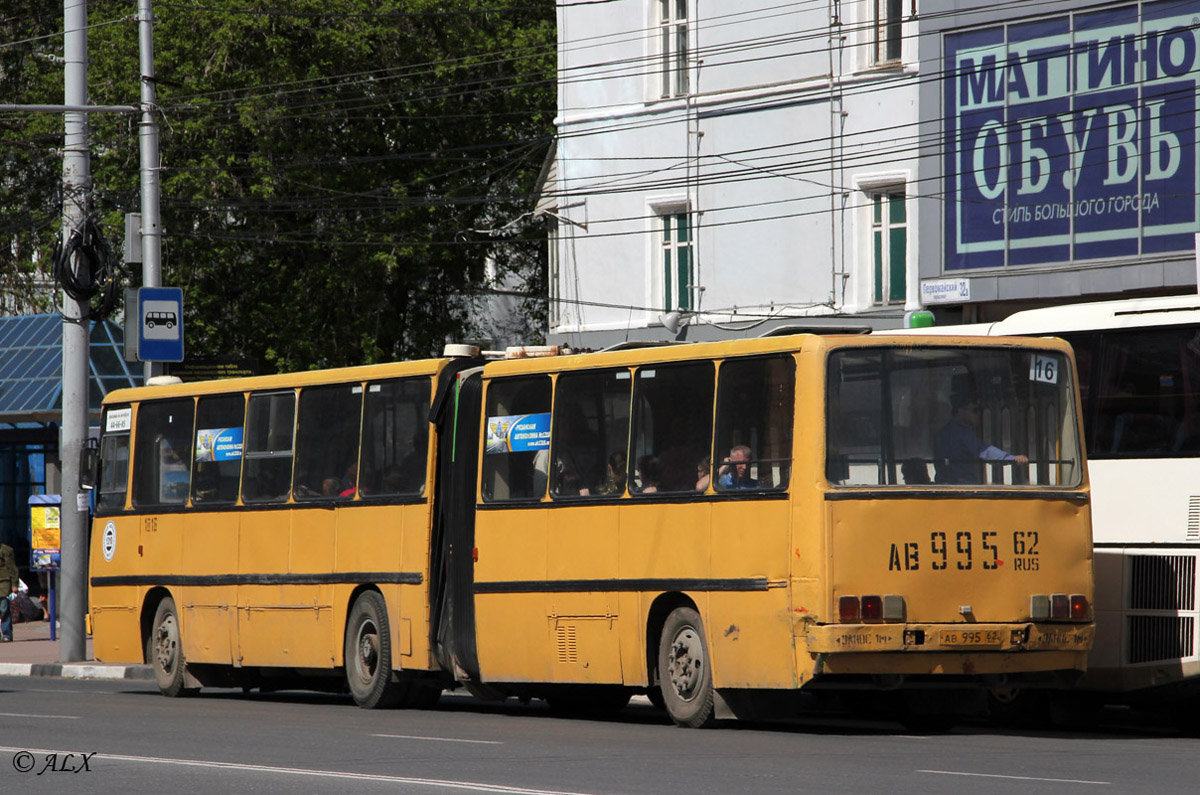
(51, 217), (122, 321)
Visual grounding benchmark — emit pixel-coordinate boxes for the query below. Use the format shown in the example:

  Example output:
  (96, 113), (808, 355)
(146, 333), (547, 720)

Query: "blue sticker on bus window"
(486, 413), (551, 453)
(196, 427), (244, 462)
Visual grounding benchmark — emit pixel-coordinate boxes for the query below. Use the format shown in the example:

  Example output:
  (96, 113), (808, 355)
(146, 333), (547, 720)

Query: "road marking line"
(373, 734), (503, 745)
(0, 712), (80, 720)
(919, 770), (1110, 785)
(0, 746), (593, 794)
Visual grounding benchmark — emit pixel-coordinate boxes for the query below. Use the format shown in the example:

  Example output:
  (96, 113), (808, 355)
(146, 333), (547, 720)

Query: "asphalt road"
(1, 677), (1197, 794)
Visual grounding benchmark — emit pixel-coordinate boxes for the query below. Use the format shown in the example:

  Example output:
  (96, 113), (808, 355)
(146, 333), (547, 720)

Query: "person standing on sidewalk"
(0, 543), (17, 641)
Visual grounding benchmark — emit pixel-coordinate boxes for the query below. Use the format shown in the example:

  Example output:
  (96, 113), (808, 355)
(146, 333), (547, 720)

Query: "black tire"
(657, 606), (716, 728)
(344, 591), (405, 709)
(146, 596), (198, 697)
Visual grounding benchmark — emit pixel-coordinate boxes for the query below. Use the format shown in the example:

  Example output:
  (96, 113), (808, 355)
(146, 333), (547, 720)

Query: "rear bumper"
(799, 622), (1092, 680)
(805, 622), (1093, 655)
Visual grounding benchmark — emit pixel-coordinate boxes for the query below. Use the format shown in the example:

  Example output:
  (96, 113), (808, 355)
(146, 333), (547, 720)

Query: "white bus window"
(242, 391), (295, 503)
(360, 378), (431, 498)
(482, 376), (552, 502)
(713, 356), (795, 491)
(294, 384), (363, 501)
(98, 406), (131, 511)
(192, 394), (244, 505)
(550, 369), (631, 498)
(132, 399), (194, 507)
(631, 362), (714, 494)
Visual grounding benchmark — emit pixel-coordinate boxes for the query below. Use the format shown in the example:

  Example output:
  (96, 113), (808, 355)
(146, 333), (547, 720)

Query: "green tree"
(1, 0), (553, 369)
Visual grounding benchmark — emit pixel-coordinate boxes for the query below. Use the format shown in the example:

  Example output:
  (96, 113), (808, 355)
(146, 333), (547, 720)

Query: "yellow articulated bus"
(89, 333), (1093, 727)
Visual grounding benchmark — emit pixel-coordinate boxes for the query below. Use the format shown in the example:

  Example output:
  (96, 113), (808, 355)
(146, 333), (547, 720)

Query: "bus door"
(430, 364), (485, 681)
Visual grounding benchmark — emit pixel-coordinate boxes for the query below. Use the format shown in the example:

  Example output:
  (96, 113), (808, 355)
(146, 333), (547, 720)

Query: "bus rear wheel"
(344, 591), (404, 709)
(657, 606), (716, 728)
(147, 596), (198, 697)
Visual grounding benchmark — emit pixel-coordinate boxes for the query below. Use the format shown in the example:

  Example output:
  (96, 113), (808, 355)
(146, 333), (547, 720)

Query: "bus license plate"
(939, 629), (1002, 647)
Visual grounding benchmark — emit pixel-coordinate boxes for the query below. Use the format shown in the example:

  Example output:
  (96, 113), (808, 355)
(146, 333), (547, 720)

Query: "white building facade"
(545, 0), (1200, 346)
(546, 0), (923, 346)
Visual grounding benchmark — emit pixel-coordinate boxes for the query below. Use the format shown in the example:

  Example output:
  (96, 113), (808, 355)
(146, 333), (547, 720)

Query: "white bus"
(914, 294), (1200, 707)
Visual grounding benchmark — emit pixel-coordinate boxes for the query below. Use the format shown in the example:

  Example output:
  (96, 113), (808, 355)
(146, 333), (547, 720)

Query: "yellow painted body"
(470, 334), (1094, 692)
(88, 360), (443, 675)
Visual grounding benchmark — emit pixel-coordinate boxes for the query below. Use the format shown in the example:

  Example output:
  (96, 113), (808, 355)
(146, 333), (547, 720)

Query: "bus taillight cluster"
(1031, 593), (1090, 621)
(838, 594), (906, 622)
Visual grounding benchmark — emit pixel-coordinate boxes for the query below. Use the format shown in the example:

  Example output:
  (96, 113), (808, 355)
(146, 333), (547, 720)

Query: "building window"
(660, 210), (694, 312)
(870, 191), (906, 304)
(658, 0), (688, 98)
(873, 0), (903, 64)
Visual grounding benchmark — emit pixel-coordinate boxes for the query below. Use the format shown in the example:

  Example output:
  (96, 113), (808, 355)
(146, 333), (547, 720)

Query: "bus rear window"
(826, 346), (1082, 488)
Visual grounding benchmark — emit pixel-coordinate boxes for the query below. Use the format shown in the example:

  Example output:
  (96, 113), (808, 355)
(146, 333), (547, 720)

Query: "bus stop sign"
(138, 286), (184, 362)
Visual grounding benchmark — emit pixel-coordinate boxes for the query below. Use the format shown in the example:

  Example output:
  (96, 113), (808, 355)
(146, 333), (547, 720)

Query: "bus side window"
(631, 362), (714, 494)
(482, 376), (552, 502)
(714, 355), (795, 491)
(97, 406), (131, 511)
(294, 384), (363, 500)
(551, 369), (631, 498)
(360, 378), (432, 498)
(192, 394), (245, 505)
(132, 399), (195, 507)
(242, 391), (295, 503)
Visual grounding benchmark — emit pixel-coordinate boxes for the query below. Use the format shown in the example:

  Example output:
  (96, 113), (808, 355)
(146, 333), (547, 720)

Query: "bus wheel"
(658, 607), (716, 728)
(147, 597), (198, 697)
(344, 591), (404, 709)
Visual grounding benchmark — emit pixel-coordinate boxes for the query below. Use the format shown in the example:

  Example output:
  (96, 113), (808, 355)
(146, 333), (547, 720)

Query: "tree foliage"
(0, 1), (554, 369)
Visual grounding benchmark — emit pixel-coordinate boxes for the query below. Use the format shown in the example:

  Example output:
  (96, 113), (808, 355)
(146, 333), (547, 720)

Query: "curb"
(0, 662), (155, 681)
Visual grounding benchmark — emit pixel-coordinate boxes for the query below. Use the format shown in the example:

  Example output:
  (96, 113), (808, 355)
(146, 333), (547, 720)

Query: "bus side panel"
(283, 507), (335, 668)
(620, 501), (710, 684)
(545, 503), (621, 684)
(397, 502), (434, 667)
(474, 508), (550, 682)
(335, 502), (418, 668)
(89, 515), (145, 663)
(236, 510), (291, 666)
(180, 510), (237, 664)
(708, 498), (795, 689)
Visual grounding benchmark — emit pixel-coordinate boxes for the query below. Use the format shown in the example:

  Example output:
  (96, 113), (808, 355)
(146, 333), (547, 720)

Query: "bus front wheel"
(344, 591), (404, 709)
(657, 606), (716, 728)
(147, 596), (198, 697)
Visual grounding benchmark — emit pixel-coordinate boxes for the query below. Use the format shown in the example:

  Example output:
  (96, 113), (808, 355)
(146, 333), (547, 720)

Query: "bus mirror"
(80, 437), (99, 491)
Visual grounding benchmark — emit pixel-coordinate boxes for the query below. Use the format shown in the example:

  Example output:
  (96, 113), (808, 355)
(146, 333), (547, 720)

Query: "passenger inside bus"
(934, 393), (1028, 484)
(717, 445), (758, 489)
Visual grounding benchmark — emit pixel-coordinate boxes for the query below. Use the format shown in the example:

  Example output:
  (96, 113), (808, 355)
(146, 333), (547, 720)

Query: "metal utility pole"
(58, 0), (90, 662)
(138, 0), (164, 381)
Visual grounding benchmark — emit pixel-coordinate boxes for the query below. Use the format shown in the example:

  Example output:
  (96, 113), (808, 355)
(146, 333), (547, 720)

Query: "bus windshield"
(827, 345), (1082, 488)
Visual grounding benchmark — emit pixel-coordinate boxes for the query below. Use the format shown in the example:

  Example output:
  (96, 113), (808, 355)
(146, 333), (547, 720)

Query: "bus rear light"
(1051, 593), (1070, 619)
(838, 595), (860, 622)
(838, 594), (905, 622)
(1031, 593), (1087, 621)
(883, 595), (906, 621)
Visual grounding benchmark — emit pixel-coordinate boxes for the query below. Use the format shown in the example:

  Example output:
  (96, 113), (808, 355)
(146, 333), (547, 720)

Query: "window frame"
(656, 0), (689, 99)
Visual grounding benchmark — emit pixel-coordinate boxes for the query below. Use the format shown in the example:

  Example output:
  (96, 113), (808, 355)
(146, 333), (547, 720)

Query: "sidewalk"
(0, 617), (153, 681)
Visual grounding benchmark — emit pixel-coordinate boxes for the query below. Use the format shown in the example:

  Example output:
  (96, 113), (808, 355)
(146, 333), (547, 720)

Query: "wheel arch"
(645, 592), (699, 686)
(340, 583), (386, 667)
(139, 586), (173, 664)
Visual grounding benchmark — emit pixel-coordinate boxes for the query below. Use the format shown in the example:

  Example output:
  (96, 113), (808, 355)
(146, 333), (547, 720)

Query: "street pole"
(59, 0), (90, 662)
(138, 0), (164, 381)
